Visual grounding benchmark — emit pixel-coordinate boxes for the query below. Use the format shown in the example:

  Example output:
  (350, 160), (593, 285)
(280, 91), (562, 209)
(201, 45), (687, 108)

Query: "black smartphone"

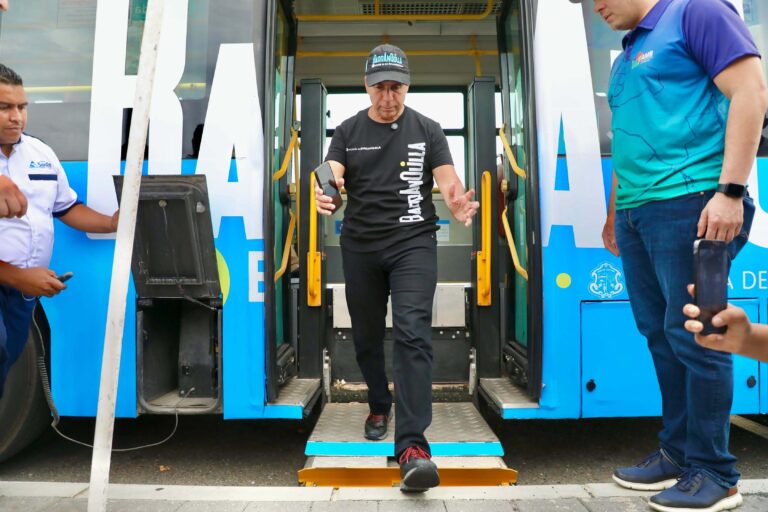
(56, 271), (74, 283)
(693, 239), (729, 335)
(314, 162), (342, 211)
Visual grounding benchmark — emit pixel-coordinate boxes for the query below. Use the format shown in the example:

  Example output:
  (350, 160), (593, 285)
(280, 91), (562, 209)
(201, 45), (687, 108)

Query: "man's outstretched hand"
(448, 183), (479, 227)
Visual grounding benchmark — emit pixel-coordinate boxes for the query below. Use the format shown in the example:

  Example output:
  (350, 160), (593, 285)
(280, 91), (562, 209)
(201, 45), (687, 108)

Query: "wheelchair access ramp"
(298, 402), (517, 487)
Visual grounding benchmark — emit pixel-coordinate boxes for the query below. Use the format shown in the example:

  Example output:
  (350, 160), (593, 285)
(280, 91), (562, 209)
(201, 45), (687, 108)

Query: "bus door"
(474, 0), (543, 414)
(265, 1), (325, 413)
(295, 79), (516, 486)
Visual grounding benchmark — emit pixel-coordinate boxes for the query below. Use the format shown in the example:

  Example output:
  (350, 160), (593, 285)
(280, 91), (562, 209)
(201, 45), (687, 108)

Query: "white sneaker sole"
(648, 492), (742, 512)
(612, 474), (678, 491)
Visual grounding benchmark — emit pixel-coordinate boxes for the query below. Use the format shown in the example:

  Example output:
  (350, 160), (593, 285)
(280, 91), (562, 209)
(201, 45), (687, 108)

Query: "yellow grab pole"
(307, 173), (322, 307)
(477, 171), (492, 306)
(501, 207), (529, 281)
(272, 127), (299, 181)
(499, 124), (526, 179)
(274, 210), (296, 282)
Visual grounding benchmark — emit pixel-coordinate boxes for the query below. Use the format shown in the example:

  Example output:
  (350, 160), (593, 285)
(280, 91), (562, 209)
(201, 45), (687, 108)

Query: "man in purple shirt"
(573, 0), (768, 510)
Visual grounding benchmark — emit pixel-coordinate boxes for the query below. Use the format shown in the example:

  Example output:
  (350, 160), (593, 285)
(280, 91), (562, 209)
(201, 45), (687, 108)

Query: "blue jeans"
(0, 285), (38, 399)
(614, 191), (754, 488)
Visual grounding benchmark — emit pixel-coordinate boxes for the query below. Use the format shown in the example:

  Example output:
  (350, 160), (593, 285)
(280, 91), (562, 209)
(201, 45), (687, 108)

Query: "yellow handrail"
(293, 135), (300, 249)
(499, 124), (526, 179)
(297, 49), (498, 59)
(307, 173), (322, 307)
(273, 127), (300, 282)
(296, 0), (493, 22)
(273, 128), (299, 181)
(477, 171), (492, 307)
(274, 210), (296, 282)
(501, 206), (528, 281)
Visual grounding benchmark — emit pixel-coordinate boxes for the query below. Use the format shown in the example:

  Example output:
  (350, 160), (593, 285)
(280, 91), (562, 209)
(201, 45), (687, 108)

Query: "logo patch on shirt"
(346, 146), (381, 152)
(29, 160), (53, 169)
(632, 50), (654, 69)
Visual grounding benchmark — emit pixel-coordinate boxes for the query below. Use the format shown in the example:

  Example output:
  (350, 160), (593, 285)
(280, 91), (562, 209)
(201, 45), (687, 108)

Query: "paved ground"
(1, 481), (768, 511)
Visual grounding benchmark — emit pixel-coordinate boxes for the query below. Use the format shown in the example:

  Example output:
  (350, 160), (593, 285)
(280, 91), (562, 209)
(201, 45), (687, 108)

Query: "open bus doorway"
(284, 0), (543, 417)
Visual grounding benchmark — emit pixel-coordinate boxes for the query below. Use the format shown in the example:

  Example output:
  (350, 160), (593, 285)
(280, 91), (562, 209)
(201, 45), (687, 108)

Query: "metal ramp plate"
(479, 378), (539, 419)
(305, 402), (502, 457)
(263, 378), (321, 419)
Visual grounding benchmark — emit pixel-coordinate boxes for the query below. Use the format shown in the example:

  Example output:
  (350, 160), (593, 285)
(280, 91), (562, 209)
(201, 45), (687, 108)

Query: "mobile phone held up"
(314, 162), (342, 212)
(57, 271), (74, 283)
(693, 239), (729, 335)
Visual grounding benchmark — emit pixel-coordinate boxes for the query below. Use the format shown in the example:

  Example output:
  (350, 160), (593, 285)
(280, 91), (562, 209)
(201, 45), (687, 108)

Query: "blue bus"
(1, 0), (766, 485)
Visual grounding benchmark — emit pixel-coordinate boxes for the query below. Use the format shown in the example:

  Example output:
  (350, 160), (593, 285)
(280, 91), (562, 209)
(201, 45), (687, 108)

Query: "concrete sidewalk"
(1, 480), (767, 511)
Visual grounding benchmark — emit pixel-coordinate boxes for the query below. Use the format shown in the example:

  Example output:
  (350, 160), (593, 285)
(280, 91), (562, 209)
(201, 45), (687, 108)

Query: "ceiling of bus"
(293, 0), (503, 87)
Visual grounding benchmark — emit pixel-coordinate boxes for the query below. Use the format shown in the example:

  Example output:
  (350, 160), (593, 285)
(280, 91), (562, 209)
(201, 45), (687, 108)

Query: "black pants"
(342, 233), (437, 458)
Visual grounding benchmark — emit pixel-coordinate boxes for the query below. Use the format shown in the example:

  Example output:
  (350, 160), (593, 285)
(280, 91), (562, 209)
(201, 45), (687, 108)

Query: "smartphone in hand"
(693, 240), (728, 335)
(314, 162), (342, 212)
(56, 271), (74, 283)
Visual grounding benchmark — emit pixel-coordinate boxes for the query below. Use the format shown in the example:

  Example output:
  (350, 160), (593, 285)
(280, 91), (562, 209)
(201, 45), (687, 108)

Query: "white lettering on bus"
(195, 43), (265, 240)
(249, 251), (265, 302)
(534, 1), (607, 248)
(742, 270), (768, 290)
(88, 2), (264, 242)
(88, 0), (187, 226)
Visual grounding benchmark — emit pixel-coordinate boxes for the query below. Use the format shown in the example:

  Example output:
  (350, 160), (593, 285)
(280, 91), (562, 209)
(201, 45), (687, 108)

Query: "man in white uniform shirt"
(0, 63), (118, 398)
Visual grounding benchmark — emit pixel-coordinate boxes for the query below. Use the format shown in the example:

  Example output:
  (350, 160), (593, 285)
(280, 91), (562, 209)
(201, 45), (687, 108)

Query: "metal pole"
(87, 1), (165, 510)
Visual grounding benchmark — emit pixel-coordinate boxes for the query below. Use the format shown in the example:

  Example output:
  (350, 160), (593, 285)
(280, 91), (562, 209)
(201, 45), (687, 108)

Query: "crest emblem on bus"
(588, 262), (624, 299)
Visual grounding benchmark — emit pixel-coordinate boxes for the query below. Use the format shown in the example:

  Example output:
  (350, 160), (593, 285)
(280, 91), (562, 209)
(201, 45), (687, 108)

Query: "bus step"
(266, 377), (321, 418)
(479, 378), (539, 419)
(305, 402), (503, 457)
(298, 455), (517, 487)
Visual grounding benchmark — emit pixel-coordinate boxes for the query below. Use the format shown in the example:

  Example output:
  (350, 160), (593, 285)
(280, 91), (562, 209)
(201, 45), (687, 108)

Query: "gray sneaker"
(399, 445), (440, 493)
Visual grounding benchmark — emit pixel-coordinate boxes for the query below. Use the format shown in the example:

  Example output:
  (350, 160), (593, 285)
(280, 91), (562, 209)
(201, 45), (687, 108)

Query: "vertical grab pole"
(477, 170), (492, 306)
(307, 173), (322, 307)
(87, 1), (165, 510)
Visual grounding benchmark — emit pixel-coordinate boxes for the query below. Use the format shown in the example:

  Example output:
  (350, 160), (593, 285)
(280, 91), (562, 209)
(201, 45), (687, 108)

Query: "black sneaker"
(364, 413), (388, 440)
(399, 445), (440, 493)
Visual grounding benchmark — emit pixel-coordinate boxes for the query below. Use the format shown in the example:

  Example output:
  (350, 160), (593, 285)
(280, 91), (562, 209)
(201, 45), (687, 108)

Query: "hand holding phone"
(693, 240), (728, 335)
(56, 271), (74, 283)
(314, 162), (342, 212)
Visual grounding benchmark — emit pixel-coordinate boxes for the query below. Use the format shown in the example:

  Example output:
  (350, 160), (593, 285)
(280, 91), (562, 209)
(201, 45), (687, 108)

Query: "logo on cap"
(365, 44), (410, 86)
(371, 52), (403, 66)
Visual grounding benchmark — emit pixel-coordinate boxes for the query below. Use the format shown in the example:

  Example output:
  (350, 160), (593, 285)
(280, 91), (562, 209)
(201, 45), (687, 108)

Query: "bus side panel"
(542, 155), (767, 419)
(536, 157), (616, 419)
(47, 160), (269, 419)
(49, 161), (137, 418)
(217, 215), (267, 420)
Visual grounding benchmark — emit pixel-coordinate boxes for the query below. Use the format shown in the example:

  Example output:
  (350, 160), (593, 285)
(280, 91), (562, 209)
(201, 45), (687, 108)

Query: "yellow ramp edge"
(298, 466), (518, 487)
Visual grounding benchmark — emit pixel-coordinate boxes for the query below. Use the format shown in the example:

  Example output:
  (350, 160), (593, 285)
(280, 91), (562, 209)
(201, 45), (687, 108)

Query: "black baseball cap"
(364, 44), (411, 86)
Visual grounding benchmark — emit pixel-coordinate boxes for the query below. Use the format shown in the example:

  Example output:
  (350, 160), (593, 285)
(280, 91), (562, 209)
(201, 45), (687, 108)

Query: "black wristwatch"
(716, 183), (747, 198)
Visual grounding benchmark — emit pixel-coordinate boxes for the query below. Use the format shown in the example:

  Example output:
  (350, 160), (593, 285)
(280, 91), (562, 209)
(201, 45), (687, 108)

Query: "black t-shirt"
(325, 106), (453, 252)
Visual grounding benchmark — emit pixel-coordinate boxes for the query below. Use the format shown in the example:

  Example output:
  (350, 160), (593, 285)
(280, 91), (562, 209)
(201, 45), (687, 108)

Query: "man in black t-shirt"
(315, 44), (479, 493)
